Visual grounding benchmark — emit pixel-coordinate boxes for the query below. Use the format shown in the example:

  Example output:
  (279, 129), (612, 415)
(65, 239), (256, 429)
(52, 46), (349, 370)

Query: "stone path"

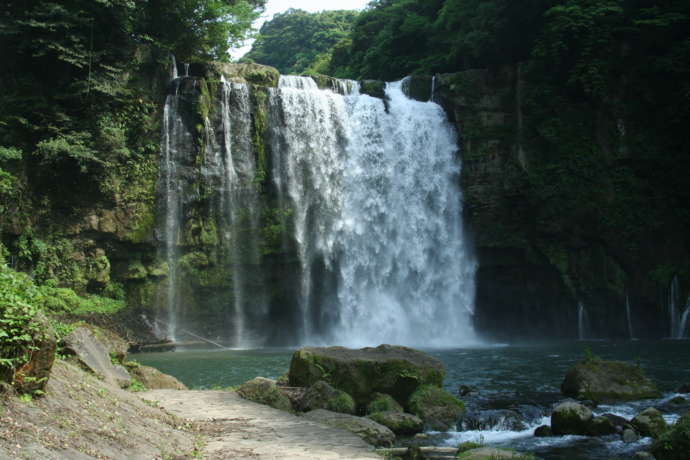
(141, 390), (382, 460)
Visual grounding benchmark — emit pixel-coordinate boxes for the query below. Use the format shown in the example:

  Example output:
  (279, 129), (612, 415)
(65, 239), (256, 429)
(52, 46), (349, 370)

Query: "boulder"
(63, 327), (131, 388)
(632, 407), (668, 438)
(12, 312), (57, 395)
(408, 384), (465, 431)
(457, 447), (530, 459)
(237, 377), (292, 412)
(288, 345), (444, 406)
(651, 412), (690, 460)
(128, 364), (187, 390)
(367, 411), (424, 435)
(588, 415), (618, 436)
(623, 429), (640, 443)
(303, 409), (395, 447)
(366, 392), (403, 414)
(359, 80), (385, 99)
(602, 413), (632, 433)
(534, 425), (553, 437)
(633, 452), (654, 460)
(561, 358), (660, 402)
(300, 380), (355, 414)
(551, 401), (592, 435)
(678, 384), (690, 393)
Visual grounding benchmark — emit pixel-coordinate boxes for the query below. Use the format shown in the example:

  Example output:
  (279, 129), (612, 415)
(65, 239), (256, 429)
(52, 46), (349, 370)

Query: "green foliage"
(652, 412), (690, 460)
(245, 9), (358, 74)
(0, 266), (41, 379)
(127, 378), (146, 392)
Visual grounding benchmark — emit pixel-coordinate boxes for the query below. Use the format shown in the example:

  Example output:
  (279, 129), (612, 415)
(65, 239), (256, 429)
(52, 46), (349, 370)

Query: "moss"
(124, 261), (148, 280)
(652, 412), (690, 460)
(251, 87), (269, 187)
(457, 442), (482, 453)
(408, 385), (465, 431)
(366, 393), (403, 414)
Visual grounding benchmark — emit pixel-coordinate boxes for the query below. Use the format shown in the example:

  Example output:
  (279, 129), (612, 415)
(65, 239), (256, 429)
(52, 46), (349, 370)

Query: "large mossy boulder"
(551, 402), (593, 435)
(288, 345), (445, 407)
(237, 377), (292, 412)
(367, 411), (424, 435)
(303, 409), (395, 447)
(651, 412), (690, 460)
(632, 408), (668, 438)
(561, 358), (661, 402)
(408, 384), (465, 431)
(300, 380), (356, 414)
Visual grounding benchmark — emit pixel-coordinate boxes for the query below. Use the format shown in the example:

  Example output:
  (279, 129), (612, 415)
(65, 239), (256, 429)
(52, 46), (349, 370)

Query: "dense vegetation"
(243, 9), (358, 75)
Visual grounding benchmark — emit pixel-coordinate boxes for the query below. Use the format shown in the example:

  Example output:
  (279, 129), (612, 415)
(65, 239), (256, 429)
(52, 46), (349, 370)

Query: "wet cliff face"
(432, 65), (688, 340)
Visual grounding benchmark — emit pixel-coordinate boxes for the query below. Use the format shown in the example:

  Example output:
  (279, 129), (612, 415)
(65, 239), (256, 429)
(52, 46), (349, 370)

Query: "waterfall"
(679, 297), (690, 339)
(578, 302), (592, 340)
(430, 75), (437, 102)
(669, 275), (680, 338)
(170, 55), (178, 80)
(269, 75), (476, 347)
(625, 295), (636, 340)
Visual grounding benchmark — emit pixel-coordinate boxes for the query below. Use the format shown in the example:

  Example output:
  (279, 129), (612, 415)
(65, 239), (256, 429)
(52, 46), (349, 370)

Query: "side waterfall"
(159, 72), (477, 347)
(269, 76), (476, 347)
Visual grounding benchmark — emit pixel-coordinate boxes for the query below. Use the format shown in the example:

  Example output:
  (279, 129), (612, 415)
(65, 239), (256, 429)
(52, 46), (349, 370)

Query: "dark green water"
(135, 340), (690, 459)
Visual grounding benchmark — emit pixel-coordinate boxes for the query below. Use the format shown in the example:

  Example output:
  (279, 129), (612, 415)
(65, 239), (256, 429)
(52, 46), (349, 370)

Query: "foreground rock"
(561, 358), (660, 402)
(551, 401), (593, 435)
(632, 407), (668, 438)
(366, 392), (403, 414)
(300, 380), (356, 414)
(408, 384), (465, 431)
(304, 409), (395, 447)
(367, 411), (424, 435)
(237, 377), (292, 412)
(651, 412), (690, 460)
(128, 364), (188, 390)
(0, 361), (194, 459)
(288, 345), (444, 406)
(63, 327), (131, 388)
(457, 447), (531, 459)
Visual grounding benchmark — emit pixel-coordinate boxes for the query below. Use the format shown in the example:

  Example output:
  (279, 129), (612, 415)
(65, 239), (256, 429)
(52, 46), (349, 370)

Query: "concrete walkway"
(141, 390), (382, 460)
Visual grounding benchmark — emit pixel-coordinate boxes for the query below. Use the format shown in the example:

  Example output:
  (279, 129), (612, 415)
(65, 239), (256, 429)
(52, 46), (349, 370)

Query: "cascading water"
(158, 69), (267, 346)
(625, 295), (636, 340)
(679, 298), (690, 339)
(577, 302), (592, 340)
(269, 75), (476, 347)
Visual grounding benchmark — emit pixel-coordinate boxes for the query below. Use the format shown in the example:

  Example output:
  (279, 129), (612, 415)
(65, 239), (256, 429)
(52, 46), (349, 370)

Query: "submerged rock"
(303, 409), (395, 447)
(623, 428), (640, 443)
(534, 425), (553, 437)
(300, 380), (355, 414)
(632, 407), (668, 438)
(288, 345), (445, 406)
(561, 358), (660, 402)
(551, 401), (593, 435)
(237, 377), (292, 412)
(408, 384), (465, 431)
(588, 415), (618, 436)
(651, 411), (690, 460)
(367, 411), (424, 435)
(63, 327), (131, 388)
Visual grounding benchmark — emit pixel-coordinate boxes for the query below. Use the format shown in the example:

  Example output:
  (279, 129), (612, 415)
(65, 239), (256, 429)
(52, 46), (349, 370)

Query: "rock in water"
(632, 408), (669, 438)
(408, 385), (465, 431)
(300, 380), (356, 414)
(12, 312), (57, 395)
(367, 411), (424, 435)
(63, 327), (131, 388)
(623, 428), (640, 443)
(237, 377), (292, 412)
(651, 412), (690, 460)
(128, 364), (187, 390)
(457, 447), (530, 459)
(551, 402), (593, 435)
(561, 358), (660, 402)
(534, 425), (553, 437)
(303, 409), (395, 447)
(288, 345), (445, 405)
